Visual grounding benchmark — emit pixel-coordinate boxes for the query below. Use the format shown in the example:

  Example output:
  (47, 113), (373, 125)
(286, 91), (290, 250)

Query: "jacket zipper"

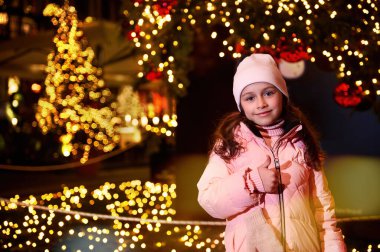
(271, 150), (286, 252)
(267, 126), (299, 252)
(249, 123), (301, 251)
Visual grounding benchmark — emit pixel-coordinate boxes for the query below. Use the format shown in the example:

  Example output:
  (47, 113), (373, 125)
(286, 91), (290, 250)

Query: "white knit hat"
(233, 53), (288, 111)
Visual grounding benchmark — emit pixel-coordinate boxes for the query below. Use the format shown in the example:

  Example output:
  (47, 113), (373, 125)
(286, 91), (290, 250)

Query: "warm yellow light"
(0, 12), (9, 25)
(8, 76), (20, 95)
(11, 117), (18, 126)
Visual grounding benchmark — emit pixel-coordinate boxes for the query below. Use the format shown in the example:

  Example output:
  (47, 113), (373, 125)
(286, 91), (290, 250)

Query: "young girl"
(197, 54), (346, 252)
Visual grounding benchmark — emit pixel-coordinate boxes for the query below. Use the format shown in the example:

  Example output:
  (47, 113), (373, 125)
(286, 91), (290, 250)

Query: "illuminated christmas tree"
(36, 1), (120, 164)
(122, 0), (379, 115)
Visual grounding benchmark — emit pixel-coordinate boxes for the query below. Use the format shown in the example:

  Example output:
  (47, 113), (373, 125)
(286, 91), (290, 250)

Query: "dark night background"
(176, 33), (380, 158)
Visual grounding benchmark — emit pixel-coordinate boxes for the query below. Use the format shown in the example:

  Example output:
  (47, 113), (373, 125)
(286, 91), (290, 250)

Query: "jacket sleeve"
(197, 152), (261, 220)
(310, 168), (347, 252)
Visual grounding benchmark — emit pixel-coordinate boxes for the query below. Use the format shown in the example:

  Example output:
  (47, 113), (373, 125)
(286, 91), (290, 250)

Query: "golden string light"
(201, 0), (379, 98)
(122, 0), (197, 138)
(205, 0), (317, 59)
(123, 0), (199, 97)
(123, 0), (379, 115)
(0, 180), (225, 251)
(319, 0), (380, 97)
(35, 2), (120, 163)
(1, 180), (379, 251)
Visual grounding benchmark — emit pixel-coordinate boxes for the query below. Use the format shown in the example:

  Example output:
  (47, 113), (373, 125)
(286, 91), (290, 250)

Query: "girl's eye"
(245, 96), (255, 101)
(264, 90), (275, 96)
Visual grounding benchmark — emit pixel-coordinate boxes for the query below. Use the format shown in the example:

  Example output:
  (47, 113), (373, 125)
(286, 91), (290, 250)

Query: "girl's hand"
(257, 156), (280, 194)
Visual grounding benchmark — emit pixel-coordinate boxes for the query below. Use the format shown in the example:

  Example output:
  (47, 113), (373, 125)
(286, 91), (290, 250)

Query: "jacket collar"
(237, 120), (302, 143)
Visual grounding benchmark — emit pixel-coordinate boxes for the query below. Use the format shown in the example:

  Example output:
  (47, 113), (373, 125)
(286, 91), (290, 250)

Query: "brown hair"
(211, 100), (324, 170)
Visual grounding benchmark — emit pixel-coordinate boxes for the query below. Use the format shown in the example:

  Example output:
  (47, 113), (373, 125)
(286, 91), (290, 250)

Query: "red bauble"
(126, 25), (141, 41)
(277, 36), (310, 63)
(153, 0), (178, 16)
(333, 82), (363, 107)
(234, 43), (247, 54)
(279, 51), (309, 63)
(146, 70), (163, 81)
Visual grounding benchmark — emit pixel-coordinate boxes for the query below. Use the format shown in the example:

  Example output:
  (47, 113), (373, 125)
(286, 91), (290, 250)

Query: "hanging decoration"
(35, 1), (120, 164)
(145, 68), (163, 81)
(276, 36), (310, 79)
(333, 82), (363, 108)
(278, 59), (306, 80)
(152, 0), (178, 17)
(276, 36), (310, 63)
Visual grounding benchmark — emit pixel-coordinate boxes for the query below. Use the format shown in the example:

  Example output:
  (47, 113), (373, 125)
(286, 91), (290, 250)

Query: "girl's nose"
(256, 96), (268, 109)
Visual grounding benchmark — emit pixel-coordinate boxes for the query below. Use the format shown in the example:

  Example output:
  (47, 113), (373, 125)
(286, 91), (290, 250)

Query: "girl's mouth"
(256, 111), (271, 116)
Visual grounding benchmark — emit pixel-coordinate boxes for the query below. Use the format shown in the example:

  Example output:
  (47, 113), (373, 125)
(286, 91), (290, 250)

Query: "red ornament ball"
(333, 82), (363, 107)
(146, 70), (163, 81)
(279, 51), (309, 63)
(153, 0), (178, 16)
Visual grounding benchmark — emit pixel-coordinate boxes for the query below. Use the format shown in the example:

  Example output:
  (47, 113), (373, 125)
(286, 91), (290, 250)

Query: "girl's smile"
(256, 111), (271, 116)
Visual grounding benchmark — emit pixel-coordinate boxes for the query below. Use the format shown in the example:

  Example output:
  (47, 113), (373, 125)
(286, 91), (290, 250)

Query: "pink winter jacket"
(197, 122), (346, 252)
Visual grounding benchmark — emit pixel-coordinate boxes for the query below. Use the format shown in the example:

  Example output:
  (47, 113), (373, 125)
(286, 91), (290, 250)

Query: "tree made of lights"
(35, 2), (120, 164)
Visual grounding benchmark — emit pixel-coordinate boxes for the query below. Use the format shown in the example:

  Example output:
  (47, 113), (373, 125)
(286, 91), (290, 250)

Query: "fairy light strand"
(202, 0), (379, 97)
(0, 197), (226, 226)
(0, 180), (225, 251)
(0, 180), (379, 251)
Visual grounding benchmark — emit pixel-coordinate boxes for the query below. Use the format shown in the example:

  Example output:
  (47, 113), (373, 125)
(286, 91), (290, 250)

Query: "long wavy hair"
(211, 98), (324, 170)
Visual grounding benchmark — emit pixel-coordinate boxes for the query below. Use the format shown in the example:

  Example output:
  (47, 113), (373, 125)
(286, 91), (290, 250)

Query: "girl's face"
(240, 82), (283, 126)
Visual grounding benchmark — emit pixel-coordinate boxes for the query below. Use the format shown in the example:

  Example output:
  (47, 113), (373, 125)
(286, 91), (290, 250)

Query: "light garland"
(0, 180), (225, 251)
(35, 1), (120, 163)
(1, 180), (379, 251)
(204, 0), (314, 58)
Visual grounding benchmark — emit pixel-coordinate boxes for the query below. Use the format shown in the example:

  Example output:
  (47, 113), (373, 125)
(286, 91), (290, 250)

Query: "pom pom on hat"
(233, 54), (288, 111)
